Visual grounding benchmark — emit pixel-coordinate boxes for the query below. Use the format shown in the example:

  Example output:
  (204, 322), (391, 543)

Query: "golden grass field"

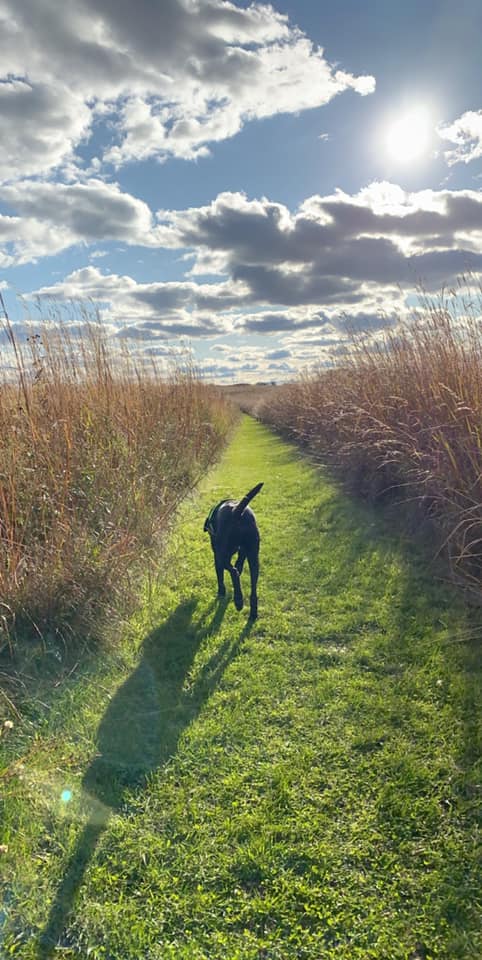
(258, 286), (482, 597)
(0, 305), (236, 654)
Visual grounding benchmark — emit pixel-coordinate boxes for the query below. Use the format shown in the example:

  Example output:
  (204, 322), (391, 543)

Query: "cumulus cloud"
(6, 177), (482, 276)
(0, 212), (76, 266)
(1, 179), (155, 247)
(234, 310), (331, 334)
(0, 79), (91, 183)
(0, 0), (375, 181)
(151, 182), (482, 307)
(28, 181), (482, 345)
(33, 265), (241, 338)
(0, 178), (188, 264)
(156, 182), (482, 261)
(438, 109), (482, 166)
(199, 347), (290, 382)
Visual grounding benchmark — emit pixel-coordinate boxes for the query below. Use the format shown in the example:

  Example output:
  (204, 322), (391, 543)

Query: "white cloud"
(0, 78), (91, 183)
(9, 177), (481, 274)
(0, 0), (375, 181)
(438, 109), (482, 166)
(0, 212), (76, 266)
(1, 179), (155, 244)
(0, 178), (164, 265)
(33, 265), (243, 338)
(150, 183), (482, 302)
(25, 181), (482, 345)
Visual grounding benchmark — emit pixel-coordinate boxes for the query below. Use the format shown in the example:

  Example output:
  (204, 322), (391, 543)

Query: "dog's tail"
(232, 482), (264, 520)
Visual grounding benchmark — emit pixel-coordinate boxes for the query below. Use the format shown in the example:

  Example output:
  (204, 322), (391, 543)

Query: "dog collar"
(204, 499), (229, 535)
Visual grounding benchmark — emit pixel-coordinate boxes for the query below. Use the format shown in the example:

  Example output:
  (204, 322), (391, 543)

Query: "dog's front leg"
(227, 563), (243, 611)
(215, 555), (226, 597)
(247, 550), (259, 620)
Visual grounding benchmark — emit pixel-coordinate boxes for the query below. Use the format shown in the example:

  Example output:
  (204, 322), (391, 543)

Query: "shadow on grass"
(306, 479), (482, 948)
(37, 598), (251, 958)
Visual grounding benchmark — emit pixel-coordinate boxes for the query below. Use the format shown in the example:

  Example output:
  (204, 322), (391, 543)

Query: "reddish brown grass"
(0, 301), (236, 652)
(259, 285), (482, 597)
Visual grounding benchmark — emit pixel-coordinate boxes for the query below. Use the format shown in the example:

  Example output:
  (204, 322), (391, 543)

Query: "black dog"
(204, 482), (263, 619)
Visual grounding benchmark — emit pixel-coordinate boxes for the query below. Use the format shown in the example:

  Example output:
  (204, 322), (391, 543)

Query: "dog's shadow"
(37, 598), (250, 957)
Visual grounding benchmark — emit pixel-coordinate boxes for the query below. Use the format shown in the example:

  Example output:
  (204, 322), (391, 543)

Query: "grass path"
(1, 417), (480, 959)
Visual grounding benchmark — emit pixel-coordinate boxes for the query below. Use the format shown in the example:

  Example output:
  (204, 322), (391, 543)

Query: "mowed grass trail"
(1, 417), (480, 959)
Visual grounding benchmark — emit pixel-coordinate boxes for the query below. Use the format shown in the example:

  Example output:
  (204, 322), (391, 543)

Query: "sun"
(384, 107), (432, 165)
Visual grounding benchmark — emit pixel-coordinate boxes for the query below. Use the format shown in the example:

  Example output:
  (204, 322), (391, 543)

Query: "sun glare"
(385, 108), (432, 165)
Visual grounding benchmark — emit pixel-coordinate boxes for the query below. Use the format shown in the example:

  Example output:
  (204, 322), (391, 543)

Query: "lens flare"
(60, 789), (73, 803)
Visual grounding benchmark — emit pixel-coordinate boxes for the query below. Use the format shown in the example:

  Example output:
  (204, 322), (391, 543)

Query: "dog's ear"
(232, 482), (263, 520)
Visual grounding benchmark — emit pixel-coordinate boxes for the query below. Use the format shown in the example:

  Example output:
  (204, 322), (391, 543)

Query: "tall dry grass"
(259, 285), (482, 596)
(0, 298), (236, 653)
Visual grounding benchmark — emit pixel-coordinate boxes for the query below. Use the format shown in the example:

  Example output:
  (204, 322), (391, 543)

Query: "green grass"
(1, 417), (481, 959)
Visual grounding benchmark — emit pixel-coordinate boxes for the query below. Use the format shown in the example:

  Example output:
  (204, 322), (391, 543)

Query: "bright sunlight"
(384, 107), (433, 164)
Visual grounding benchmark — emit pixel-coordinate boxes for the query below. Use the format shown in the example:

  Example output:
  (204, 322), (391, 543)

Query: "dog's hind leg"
(215, 557), (226, 597)
(247, 549), (259, 620)
(227, 563), (243, 611)
(235, 548), (246, 575)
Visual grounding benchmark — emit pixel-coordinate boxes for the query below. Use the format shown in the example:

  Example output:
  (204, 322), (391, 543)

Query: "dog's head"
(203, 498), (232, 537)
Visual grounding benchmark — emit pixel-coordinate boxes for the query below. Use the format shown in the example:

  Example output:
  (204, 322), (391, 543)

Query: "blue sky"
(1, 0), (482, 381)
